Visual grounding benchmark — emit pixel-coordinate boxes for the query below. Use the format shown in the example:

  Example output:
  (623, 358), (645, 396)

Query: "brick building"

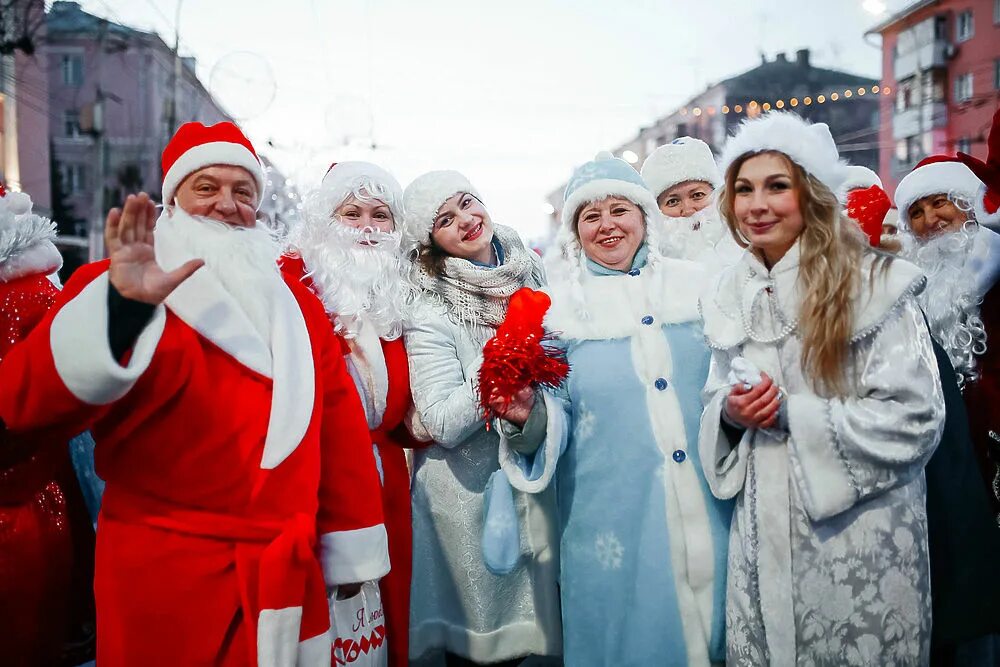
(867, 0), (1000, 197)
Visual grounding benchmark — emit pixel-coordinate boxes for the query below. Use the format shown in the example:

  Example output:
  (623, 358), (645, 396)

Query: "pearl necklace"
(740, 270), (798, 344)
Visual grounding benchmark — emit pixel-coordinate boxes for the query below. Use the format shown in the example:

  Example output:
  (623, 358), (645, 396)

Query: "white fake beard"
(660, 207), (726, 260)
(287, 217), (411, 340)
(899, 223), (987, 388)
(160, 208), (283, 343)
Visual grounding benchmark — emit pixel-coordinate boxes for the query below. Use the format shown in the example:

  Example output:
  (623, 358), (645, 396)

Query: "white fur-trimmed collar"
(346, 317), (389, 429)
(154, 211), (315, 470)
(544, 257), (704, 340)
(701, 242), (925, 350)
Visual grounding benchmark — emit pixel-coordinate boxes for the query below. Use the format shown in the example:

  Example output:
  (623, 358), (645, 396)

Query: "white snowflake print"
(595, 532), (624, 570)
(574, 403), (596, 441)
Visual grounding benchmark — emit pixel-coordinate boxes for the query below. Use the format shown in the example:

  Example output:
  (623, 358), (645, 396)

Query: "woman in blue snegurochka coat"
(492, 152), (733, 667)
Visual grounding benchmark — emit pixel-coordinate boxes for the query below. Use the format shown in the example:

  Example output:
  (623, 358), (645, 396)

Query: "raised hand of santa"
(105, 193), (203, 304)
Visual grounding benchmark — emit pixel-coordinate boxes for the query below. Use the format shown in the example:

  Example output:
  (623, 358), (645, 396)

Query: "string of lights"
(678, 84), (894, 118)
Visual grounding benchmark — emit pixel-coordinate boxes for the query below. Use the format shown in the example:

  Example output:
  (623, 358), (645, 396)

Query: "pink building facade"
(869, 0), (1000, 198)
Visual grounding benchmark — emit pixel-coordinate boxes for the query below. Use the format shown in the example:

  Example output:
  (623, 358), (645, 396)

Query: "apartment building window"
(63, 109), (81, 137)
(896, 134), (931, 165)
(896, 78), (918, 112)
(61, 55), (83, 86)
(955, 72), (974, 102)
(61, 164), (87, 194)
(955, 10), (974, 42)
(994, 0), (999, 24)
(956, 137), (972, 153)
(995, 58), (1000, 90)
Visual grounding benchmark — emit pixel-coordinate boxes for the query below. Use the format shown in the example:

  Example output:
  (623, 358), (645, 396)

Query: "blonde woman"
(698, 113), (945, 665)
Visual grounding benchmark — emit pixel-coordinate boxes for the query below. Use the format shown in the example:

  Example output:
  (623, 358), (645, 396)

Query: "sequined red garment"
(0, 272), (96, 665)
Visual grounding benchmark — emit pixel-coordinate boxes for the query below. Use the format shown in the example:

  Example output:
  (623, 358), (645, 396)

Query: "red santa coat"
(965, 283), (1000, 515)
(0, 249), (389, 666)
(0, 270), (97, 666)
(281, 254), (422, 667)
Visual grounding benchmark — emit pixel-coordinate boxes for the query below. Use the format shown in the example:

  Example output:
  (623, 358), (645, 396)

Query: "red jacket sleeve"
(0, 261), (167, 439)
(311, 301), (390, 586)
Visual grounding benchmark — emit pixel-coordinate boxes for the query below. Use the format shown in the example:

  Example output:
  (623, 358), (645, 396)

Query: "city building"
(0, 0), (51, 212)
(46, 0), (231, 268)
(546, 49), (882, 225)
(867, 0), (1000, 197)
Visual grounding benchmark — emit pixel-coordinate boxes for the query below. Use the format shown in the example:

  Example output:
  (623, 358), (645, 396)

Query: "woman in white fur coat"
(400, 170), (561, 667)
(494, 153), (733, 667)
(698, 112), (945, 665)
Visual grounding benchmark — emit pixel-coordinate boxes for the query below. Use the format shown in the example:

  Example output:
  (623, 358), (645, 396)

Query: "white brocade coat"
(403, 266), (562, 663)
(698, 243), (945, 666)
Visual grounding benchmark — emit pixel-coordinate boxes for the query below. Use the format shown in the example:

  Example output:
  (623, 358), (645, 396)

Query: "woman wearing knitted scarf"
(401, 170), (561, 667)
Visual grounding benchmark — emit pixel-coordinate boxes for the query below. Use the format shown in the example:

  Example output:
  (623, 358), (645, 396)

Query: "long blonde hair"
(719, 151), (889, 397)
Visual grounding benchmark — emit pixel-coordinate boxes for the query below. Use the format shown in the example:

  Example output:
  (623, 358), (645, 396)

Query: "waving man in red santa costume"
(0, 121), (389, 666)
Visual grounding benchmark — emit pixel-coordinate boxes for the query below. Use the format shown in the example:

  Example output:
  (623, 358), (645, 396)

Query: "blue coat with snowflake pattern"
(499, 253), (733, 666)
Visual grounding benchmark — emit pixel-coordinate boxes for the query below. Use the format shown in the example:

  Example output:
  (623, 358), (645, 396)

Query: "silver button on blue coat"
(641, 315), (654, 325)
(672, 450), (686, 463)
(654, 378), (668, 391)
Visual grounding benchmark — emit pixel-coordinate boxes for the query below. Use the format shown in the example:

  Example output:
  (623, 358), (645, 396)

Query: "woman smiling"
(494, 153), (732, 666)
(699, 113), (945, 664)
(401, 171), (561, 667)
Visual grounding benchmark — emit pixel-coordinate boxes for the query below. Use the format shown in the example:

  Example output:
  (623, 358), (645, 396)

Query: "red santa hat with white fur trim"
(640, 137), (721, 199)
(893, 155), (980, 227)
(957, 106), (1000, 227)
(160, 121), (266, 209)
(718, 112), (848, 197)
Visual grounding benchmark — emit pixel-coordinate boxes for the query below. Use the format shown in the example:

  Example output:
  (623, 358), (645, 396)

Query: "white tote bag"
(330, 581), (387, 667)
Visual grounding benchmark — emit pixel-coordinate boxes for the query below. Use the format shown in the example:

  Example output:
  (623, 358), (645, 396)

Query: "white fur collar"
(0, 240), (62, 282)
(154, 212), (315, 470)
(346, 317), (389, 429)
(701, 242), (925, 350)
(544, 258), (704, 340)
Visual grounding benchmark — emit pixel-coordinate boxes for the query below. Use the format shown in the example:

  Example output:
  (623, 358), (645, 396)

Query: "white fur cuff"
(49, 272), (166, 405)
(319, 524), (390, 586)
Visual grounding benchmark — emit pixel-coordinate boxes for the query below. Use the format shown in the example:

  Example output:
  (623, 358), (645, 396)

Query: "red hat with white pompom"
(160, 121), (265, 208)
(957, 106), (1000, 227)
(893, 155), (980, 227)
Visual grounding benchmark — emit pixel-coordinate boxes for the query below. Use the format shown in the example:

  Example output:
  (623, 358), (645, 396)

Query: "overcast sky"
(77, 0), (900, 240)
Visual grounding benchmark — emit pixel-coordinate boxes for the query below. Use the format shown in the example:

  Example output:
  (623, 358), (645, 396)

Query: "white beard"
(898, 224), (988, 388)
(157, 208), (283, 344)
(658, 208), (728, 260)
(286, 217), (412, 340)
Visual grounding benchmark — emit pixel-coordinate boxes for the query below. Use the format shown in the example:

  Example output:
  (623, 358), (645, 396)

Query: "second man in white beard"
(282, 161), (422, 667)
(640, 136), (741, 266)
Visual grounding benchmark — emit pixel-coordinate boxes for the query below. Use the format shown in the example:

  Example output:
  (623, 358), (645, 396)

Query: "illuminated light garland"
(675, 86), (891, 117)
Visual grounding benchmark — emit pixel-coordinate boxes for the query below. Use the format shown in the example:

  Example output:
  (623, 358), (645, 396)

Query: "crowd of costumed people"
(1, 106), (999, 667)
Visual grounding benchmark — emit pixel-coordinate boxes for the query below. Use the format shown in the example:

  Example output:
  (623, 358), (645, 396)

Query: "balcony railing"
(892, 102), (948, 140)
(894, 40), (950, 81)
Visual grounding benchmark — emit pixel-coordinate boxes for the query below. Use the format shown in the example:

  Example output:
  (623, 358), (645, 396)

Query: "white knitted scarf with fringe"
(412, 223), (540, 332)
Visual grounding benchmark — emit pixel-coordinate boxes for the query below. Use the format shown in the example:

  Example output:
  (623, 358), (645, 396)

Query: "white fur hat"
(401, 170), (481, 255)
(321, 161), (404, 227)
(843, 165), (883, 192)
(640, 137), (721, 199)
(718, 112), (848, 196)
(894, 156), (981, 227)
